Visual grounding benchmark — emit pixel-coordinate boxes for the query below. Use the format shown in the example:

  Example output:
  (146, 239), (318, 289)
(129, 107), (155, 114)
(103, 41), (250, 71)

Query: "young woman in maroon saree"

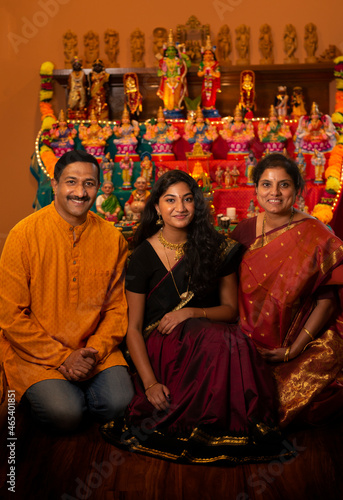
(232, 153), (343, 428)
(101, 170), (293, 464)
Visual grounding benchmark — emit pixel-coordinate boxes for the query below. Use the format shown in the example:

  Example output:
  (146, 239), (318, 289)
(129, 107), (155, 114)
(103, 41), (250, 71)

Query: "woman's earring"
(156, 213), (163, 226)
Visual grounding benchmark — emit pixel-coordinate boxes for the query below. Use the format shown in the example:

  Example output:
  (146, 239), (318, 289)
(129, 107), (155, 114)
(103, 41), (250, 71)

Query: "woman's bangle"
(201, 308), (207, 318)
(144, 382), (158, 393)
(284, 346), (291, 363)
(303, 327), (314, 341)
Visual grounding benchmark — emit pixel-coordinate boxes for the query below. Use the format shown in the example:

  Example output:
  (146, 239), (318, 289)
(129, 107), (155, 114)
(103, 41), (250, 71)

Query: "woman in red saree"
(101, 170), (292, 464)
(232, 153), (343, 428)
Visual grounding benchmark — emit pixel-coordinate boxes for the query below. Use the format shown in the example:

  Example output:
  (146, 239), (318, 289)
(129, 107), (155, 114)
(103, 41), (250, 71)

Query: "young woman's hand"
(157, 309), (190, 335)
(145, 383), (170, 411)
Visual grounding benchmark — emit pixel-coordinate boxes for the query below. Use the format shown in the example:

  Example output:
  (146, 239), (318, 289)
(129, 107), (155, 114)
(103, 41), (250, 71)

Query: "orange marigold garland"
(311, 57), (343, 224)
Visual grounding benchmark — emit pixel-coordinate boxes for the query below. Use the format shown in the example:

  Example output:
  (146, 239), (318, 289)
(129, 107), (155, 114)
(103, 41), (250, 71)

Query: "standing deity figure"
(295, 102), (337, 153)
(123, 73), (142, 118)
(283, 25), (299, 64)
(100, 152), (115, 182)
(217, 25), (232, 66)
(245, 151), (257, 185)
(295, 148), (307, 178)
(304, 23), (318, 63)
(291, 87), (307, 119)
(220, 105), (254, 155)
(259, 24), (274, 65)
(119, 153), (134, 190)
(235, 25), (250, 66)
(104, 29), (119, 68)
(311, 149), (326, 183)
(63, 30), (78, 69)
(274, 86), (289, 119)
(50, 110), (77, 158)
(215, 165), (224, 187)
(79, 110), (112, 157)
(83, 31), (100, 68)
(183, 106), (218, 152)
(140, 153), (153, 188)
(197, 36), (221, 116)
(156, 29), (191, 118)
(67, 56), (87, 120)
(87, 59), (110, 120)
(152, 27), (168, 65)
(258, 105), (291, 153)
(130, 28), (145, 68)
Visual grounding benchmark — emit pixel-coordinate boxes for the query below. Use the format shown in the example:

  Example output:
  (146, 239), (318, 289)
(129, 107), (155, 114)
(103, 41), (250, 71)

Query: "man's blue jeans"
(25, 366), (134, 432)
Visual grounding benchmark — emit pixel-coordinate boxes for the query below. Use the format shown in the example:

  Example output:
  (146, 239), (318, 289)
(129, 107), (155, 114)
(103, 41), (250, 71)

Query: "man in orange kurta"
(0, 150), (134, 431)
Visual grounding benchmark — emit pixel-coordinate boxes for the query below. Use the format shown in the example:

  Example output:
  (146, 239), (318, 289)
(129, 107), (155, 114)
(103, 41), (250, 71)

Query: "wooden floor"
(1, 402), (343, 500)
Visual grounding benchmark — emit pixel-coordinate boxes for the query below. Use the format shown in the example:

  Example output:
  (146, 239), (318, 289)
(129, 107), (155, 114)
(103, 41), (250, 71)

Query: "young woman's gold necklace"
(158, 229), (186, 261)
(261, 208), (295, 247)
(162, 246), (190, 300)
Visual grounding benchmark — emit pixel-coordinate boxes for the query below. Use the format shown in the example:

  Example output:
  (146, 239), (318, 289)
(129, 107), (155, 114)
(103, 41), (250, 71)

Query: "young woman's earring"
(156, 213), (163, 226)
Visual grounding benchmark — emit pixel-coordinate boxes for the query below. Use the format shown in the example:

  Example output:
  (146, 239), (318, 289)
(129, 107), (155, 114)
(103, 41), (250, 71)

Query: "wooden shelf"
(53, 63), (334, 121)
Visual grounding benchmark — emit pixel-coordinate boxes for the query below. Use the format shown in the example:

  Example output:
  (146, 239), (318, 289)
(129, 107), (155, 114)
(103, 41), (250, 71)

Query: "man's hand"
(58, 347), (98, 381)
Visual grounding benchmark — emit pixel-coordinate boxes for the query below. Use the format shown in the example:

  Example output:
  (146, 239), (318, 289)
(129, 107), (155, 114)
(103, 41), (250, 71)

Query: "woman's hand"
(145, 383), (170, 411)
(257, 346), (295, 363)
(157, 309), (191, 335)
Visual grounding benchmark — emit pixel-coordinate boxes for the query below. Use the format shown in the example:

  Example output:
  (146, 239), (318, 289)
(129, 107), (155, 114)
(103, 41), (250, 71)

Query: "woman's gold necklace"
(261, 208), (295, 247)
(158, 229), (186, 261)
(162, 246), (190, 300)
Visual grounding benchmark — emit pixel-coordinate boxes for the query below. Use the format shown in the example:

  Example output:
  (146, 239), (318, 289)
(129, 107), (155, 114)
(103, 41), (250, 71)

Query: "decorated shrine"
(31, 51), (343, 230)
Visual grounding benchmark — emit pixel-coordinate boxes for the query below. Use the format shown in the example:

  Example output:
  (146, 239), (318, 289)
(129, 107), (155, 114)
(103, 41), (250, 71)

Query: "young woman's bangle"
(145, 382), (158, 393)
(202, 308), (207, 318)
(303, 328), (314, 341)
(284, 346), (291, 363)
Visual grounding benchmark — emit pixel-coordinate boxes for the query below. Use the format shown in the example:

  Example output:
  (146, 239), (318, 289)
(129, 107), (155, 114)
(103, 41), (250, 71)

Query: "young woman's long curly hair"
(134, 170), (226, 296)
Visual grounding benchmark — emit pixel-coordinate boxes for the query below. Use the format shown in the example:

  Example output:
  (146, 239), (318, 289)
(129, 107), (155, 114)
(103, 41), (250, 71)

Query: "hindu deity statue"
(87, 59), (110, 120)
(156, 29), (191, 118)
(78, 110), (112, 157)
(220, 105), (255, 155)
(311, 149), (326, 183)
(291, 87), (307, 119)
(245, 150), (257, 185)
(130, 28), (145, 68)
(50, 110), (77, 158)
(183, 106), (218, 152)
(96, 181), (123, 222)
(235, 25), (250, 65)
(295, 148), (307, 178)
(304, 23), (318, 64)
(119, 153), (134, 190)
(113, 105), (140, 158)
(99, 152), (115, 182)
(104, 29), (119, 68)
(295, 102), (337, 153)
(283, 24), (298, 64)
(258, 105), (291, 152)
(83, 30), (99, 68)
(217, 25), (232, 66)
(67, 56), (87, 120)
(63, 30), (78, 69)
(143, 107), (180, 159)
(259, 24), (273, 65)
(197, 36), (221, 117)
(140, 153), (153, 189)
(274, 86), (289, 119)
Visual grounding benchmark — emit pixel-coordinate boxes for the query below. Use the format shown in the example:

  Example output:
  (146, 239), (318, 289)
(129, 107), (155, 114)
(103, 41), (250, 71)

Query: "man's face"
(51, 162), (99, 226)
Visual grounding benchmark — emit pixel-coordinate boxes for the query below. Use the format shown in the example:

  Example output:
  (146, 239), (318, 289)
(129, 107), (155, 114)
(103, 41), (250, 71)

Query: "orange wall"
(1, 0), (342, 250)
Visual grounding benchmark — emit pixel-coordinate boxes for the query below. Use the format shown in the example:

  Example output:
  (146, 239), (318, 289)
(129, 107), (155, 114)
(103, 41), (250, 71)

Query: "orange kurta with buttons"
(0, 203), (128, 402)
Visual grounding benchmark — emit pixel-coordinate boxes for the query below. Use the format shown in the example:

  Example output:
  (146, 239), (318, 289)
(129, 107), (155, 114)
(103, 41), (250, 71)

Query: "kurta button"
(73, 260), (76, 265)
(73, 243), (76, 247)
(69, 227), (73, 231)
(73, 277), (76, 282)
